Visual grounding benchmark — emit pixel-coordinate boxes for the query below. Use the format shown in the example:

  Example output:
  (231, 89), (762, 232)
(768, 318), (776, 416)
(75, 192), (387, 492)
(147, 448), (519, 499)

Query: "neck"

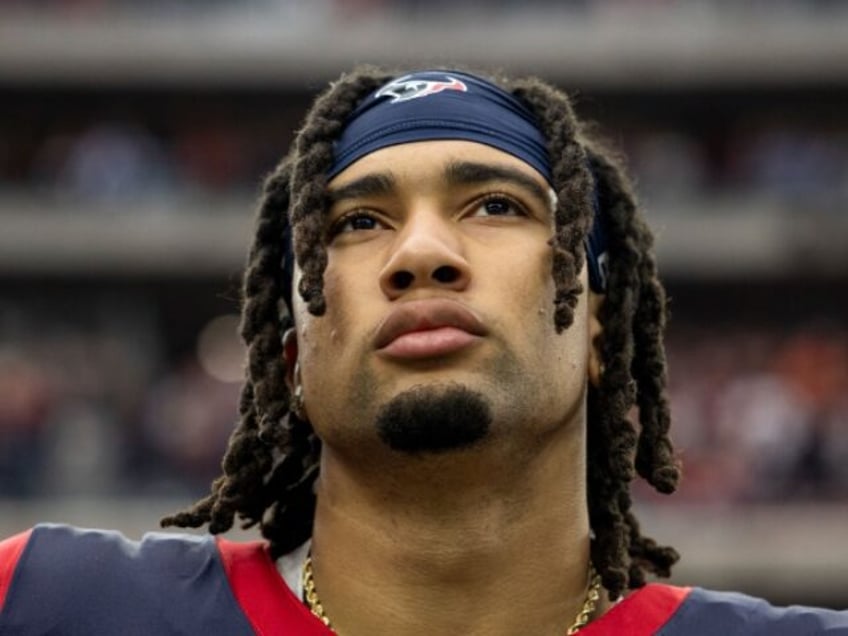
(307, 421), (607, 636)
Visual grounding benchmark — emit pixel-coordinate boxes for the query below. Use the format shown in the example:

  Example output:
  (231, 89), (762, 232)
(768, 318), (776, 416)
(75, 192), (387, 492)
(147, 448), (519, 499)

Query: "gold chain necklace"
(303, 556), (602, 635)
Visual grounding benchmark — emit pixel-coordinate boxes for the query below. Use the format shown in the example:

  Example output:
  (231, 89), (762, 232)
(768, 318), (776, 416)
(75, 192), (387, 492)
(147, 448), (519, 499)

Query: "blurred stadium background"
(1, 0), (846, 609)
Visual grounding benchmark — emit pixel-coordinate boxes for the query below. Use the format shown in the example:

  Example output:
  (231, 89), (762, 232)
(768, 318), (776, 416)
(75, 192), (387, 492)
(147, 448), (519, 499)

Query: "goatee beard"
(374, 384), (492, 454)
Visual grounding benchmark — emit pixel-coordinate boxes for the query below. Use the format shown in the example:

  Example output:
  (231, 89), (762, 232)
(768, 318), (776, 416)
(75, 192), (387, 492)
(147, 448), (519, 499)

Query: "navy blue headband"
(328, 70), (552, 183)
(282, 70), (609, 314)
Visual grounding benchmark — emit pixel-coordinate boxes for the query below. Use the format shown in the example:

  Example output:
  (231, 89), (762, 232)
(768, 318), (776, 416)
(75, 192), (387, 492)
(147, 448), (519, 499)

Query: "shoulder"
(0, 524), (256, 635)
(2, 523), (216, 586)
(661, 586), (848, 635)
(586, 583), (848, 636)
(0, 528), (32, 615)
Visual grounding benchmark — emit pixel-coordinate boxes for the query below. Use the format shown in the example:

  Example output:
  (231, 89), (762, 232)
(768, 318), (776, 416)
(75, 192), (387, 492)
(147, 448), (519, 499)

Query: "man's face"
(290, 140), (595, 458)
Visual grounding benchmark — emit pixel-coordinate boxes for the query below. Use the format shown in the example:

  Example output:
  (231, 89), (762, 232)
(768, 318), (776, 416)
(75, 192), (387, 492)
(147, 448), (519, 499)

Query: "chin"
(374, 383), (493, 454)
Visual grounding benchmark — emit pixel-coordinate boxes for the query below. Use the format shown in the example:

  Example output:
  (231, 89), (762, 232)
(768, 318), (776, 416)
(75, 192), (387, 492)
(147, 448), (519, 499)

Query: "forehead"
(327, 139), (551, 194)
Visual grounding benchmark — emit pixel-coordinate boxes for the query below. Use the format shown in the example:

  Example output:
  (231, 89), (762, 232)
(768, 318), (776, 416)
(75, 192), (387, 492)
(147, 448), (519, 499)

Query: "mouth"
(374, 299), (488, 360)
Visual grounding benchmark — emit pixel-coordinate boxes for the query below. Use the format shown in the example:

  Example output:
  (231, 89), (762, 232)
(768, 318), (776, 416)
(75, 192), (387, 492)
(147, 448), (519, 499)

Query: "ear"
(282, 328), (300, 392)
(587, 292), (604, 389)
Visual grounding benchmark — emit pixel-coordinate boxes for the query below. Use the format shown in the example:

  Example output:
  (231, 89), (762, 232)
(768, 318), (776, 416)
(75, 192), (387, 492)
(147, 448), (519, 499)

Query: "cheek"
(500, 241), (557, 322)
(511, 249), (591, 380)
(293, 264), (366, 380)
(550, 291), (592, 381)
(316, 265), (361, 346)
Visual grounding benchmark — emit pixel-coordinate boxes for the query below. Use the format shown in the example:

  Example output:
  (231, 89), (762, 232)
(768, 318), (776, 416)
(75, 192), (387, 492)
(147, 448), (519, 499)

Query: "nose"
(378, 211), (471, 299)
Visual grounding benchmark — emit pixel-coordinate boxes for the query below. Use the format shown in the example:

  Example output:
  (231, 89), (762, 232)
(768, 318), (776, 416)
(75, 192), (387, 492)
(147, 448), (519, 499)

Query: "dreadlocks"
(162, 66), (681, 601)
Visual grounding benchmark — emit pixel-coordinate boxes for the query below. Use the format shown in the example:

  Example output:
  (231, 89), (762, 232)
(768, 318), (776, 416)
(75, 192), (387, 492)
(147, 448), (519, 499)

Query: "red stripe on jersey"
(581, 583), (692, 636)
(218, 537), (690, 636)
(0, 529), (33, 614)
(216, 537), (333, 636)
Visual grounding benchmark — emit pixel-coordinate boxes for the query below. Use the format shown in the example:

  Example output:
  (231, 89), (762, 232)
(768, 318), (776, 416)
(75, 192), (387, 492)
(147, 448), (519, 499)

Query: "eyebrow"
(444, 160), (552, 209)
(327, 173), (396, 204)
(326, 159), (553, 209)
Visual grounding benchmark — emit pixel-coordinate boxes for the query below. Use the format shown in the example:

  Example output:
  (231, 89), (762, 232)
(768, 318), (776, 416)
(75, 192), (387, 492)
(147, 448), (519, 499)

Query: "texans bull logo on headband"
(375, 75), (468, 103)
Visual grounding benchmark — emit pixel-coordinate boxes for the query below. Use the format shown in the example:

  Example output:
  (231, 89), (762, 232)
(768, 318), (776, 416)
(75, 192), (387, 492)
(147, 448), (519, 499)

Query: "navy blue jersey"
(1, 524), (846, 635)
(0, 524), (326, 635)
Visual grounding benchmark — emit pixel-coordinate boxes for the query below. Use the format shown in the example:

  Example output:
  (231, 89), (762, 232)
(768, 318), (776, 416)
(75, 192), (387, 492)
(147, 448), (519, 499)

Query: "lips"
(374, 299), (488, 358)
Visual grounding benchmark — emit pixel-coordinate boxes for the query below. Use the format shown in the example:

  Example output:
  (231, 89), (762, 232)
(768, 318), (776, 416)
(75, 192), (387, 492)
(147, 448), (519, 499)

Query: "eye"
(328, 211), (385, 239)
(469, 194), (527, 218)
